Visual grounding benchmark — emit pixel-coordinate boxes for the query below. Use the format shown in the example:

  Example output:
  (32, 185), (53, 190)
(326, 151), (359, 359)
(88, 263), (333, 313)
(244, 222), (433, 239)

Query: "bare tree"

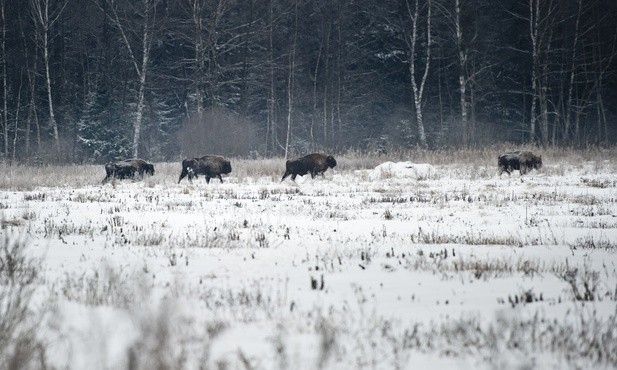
(265, 0), (277, 155)
(1, 0), (7, 158)
(454, 0), (469, 146)
(30, 0), (67, 153)
(22, 14), (40, 157)
(188, 0), (205, 118)
(12, 72), (23, 161)
(284, 0), (298, 160)
(403, 0), (432, 148)
(527, 0), (559, 146)
(105, 0), (156, 158)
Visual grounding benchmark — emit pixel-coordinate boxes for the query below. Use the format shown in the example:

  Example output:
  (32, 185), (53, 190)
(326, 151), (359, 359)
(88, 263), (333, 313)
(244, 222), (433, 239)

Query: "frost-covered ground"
(1, 150), (617, 369)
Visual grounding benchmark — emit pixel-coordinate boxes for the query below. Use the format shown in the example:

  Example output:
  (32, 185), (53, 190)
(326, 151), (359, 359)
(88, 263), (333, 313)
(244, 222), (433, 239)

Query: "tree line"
(1, 0), (616, 163)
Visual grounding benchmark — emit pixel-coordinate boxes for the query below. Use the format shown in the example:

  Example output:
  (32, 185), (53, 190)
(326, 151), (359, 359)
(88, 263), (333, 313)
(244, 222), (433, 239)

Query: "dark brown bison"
(281, 153), (337, 182)
(102, 158), (155, 184)
(498, 151), (542, 175)
(178, 155), (232, 184)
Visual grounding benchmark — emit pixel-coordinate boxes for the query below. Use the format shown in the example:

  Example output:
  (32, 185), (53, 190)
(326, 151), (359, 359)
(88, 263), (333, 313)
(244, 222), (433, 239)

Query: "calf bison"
(178, 155), (232, 184)
(102, 158), (155, 184)
(281, 153), (337, 182)
(498, 151), (542, 175)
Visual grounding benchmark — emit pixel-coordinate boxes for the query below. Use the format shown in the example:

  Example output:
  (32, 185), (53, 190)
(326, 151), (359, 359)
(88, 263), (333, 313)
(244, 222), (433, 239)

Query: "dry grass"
(1, 147), (616, 369)
(1, 147), (614, 190)
(0, 231), (49, 369)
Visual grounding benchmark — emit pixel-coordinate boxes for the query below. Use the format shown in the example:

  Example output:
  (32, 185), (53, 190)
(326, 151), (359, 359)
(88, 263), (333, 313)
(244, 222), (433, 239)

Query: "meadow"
(1, 147), (616, 369)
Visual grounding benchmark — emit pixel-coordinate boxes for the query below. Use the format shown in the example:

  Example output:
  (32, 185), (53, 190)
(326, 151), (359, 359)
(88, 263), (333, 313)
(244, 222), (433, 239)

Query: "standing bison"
(178, 155), (232, 184)
(498, 151), (542, 175)
(281, 153), (337, 182)
(102, 158), (155, 184)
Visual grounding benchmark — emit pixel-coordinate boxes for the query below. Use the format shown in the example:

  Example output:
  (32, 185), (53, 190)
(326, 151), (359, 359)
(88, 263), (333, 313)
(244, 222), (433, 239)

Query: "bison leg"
(188, 168), (197, 182)
(206, 176), (211, 184)
(520, 164), (528, 175)
(281, 171), (290, 182)
(178, 167), (190, 183)
(218, 174), (224, 183)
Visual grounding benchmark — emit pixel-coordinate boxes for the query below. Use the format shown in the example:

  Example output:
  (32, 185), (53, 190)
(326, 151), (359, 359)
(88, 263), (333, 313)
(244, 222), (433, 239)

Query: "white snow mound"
(369, 161), (436, 180)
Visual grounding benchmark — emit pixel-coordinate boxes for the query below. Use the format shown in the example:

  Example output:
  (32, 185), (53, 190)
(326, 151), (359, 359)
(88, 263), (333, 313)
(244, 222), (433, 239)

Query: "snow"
(2, 158), (617, 369)
(368, 161), (437, 180)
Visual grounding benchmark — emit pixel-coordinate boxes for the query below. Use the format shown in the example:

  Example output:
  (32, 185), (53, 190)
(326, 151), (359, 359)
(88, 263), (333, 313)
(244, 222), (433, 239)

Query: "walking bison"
(281, 153), (337, 182)
(102, 158), (155, 184)
(498, 151), (542, 175)
(178, 155), (232, 184)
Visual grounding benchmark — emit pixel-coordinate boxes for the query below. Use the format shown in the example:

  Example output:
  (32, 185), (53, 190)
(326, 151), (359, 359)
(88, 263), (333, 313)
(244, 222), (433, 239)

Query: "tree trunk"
(26, 50), (40, 157)
(563, 0), (582, 145)
(109, 0), (153, 158)
(266, 0), (276, 155)
(1, 0), (7, 158)
(131, 0), (152, 158)
(31, 0), (68, 154)
(335, 1), (343, 149)
(404, 0), (431, 148)
(455, 0), (468, 147)
(43, 27), (59, 151)
(12, 74), (23, 161)
(191, 0), (205, 117)
(311, 35), (323, 151)
(528, 0), (539, 144)
(284, 0), (298, 160)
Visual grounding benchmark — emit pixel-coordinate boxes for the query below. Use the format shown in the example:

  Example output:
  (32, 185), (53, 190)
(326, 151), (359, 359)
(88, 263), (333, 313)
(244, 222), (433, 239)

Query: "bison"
(102, 158), (155, 184)
(498, 151), (542, 175)
(178, 155), (232, 184)
(281, 153), (337, 182)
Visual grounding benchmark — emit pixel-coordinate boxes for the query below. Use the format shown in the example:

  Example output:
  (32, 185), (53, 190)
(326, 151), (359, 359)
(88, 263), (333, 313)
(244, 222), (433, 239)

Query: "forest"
(0, 0), (616, 163)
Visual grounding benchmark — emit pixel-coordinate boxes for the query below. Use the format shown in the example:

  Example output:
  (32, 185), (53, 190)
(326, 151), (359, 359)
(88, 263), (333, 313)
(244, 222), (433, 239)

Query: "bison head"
(221, 161), (232, 174)
(326, 155), (337, 169)
(144, 163), (155, 176)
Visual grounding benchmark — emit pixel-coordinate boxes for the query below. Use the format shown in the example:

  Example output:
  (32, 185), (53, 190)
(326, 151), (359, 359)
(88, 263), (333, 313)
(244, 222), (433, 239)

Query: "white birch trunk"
(455, 0), (468, 147)
(528, 0), (539, 143)
(284, 0), (298, 160)
(267, 0), (276, 155)
(405, 0), (431, 148)
(191, 0), (205, 118)
(31, 0), (64, 152)
(109, 0), (153, 158)
(1, 0), (7, 157)
(131, 0), (152, 157)
(564, 0), (582, 145)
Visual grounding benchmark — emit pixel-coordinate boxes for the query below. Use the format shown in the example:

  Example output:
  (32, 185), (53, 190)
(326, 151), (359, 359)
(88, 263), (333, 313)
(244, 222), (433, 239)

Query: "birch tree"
(106, 0), (156, 158)
(454, 0), (469, 147)
(30, 0), (67, 152)
(188, 0), (205, 118)
(284, 0), (298, 160)
(1, 0), (7, 157)
(527, 0), (557, 146)
(403, 0), (432, 148)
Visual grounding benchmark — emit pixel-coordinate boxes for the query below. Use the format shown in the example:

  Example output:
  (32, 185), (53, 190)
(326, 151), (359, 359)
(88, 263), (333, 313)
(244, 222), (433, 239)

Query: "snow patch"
(369, 161), (436, 180)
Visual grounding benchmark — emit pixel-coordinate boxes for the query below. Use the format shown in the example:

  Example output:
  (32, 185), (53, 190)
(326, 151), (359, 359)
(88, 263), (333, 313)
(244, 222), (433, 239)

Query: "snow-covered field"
(1, 150), (617, 369)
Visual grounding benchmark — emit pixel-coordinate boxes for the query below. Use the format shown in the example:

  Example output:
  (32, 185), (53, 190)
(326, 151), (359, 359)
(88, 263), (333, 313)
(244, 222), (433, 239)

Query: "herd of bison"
(102, 151), (542, 184)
